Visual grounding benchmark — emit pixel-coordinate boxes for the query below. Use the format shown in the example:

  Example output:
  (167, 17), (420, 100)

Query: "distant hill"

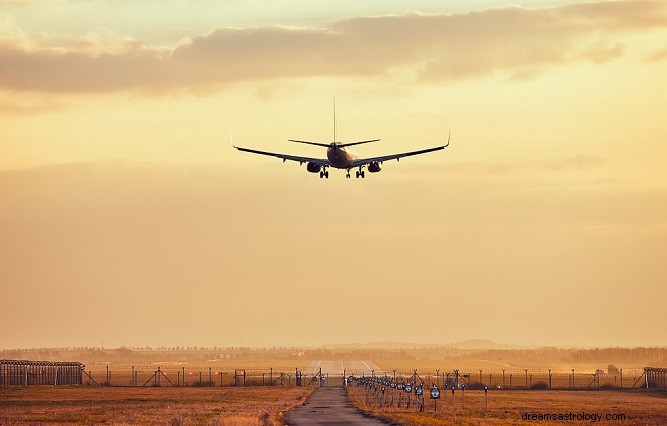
(322, 339), (526, 350)
(442, 339), (527, 350)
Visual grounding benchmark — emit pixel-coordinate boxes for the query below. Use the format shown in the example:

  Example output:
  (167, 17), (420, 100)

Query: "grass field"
(348, 387), (667, 425)
(1, 385), (665, 425)
(0, 386), (313, 425)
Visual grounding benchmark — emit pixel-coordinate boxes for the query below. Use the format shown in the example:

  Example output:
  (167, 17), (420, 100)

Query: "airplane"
(231, 99), (449, 179)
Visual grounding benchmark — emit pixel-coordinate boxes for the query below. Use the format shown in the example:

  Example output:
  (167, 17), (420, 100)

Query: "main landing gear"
(319, 170), (329, 179)
(346, 168), (365, 179)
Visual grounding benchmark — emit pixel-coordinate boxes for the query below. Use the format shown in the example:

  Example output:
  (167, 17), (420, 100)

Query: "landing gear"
(319, 170), (329, 179)
(346, 168), (364, 179)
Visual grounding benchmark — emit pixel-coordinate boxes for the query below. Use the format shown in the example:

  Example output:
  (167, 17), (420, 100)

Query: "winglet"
(444, 130), (451, 148)
(229, 131), (237, 148)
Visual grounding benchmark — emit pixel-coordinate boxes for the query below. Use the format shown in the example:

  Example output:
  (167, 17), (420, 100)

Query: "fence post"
(509, 374), (512, 388)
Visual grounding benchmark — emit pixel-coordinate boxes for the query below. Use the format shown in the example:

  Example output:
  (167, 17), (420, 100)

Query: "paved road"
(285, 386), (388, 425)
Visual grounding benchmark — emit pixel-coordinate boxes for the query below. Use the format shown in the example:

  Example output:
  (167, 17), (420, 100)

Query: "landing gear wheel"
(320, 171), (324, 179)
(325, 171), (329, 179)
(346, 171), (351, 179)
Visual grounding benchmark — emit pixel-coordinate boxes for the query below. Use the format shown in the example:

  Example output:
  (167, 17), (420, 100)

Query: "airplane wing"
(233, 145), (330, 167)
(348, 145), (446, 168)
(348, 132), (450, 168)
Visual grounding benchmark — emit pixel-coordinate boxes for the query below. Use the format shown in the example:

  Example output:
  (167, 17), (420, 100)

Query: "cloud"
(0, 0), (666, 93)
(0, 1), (30, 9)
(648, 46), (667, 62)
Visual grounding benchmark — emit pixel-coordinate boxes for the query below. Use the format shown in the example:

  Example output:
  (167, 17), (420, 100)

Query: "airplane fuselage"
(327, 143), (358, 169)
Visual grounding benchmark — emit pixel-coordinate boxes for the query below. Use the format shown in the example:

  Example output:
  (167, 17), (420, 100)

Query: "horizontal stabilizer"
(289, 139), (380, 148)
(337, 139), (380, 148)
(288, 139), (331, 148)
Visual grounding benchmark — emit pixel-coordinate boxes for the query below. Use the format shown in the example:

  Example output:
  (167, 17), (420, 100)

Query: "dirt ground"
(0, 386), (313, 425)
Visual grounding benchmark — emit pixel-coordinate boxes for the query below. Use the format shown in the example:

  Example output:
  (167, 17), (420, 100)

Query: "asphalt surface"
(285, 386), (389, 425)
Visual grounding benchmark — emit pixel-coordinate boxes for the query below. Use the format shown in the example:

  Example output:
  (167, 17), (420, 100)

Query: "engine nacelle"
(368, 162), (382, 173)
(306, 162), (321, 173)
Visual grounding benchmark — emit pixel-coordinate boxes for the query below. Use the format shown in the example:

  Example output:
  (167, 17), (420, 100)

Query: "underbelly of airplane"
(327, 148), (356, 169)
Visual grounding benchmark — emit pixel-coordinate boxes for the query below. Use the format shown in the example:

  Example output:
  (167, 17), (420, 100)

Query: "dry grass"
(348, 386), (667, 425)
(0, 386), (313, 425)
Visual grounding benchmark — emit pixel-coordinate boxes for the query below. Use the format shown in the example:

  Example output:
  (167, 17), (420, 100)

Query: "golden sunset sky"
(1, 0), (666, 349)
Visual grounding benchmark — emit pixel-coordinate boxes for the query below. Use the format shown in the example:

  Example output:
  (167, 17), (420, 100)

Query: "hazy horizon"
(2, 338), (665, 351)
(2, 1), (666, 350)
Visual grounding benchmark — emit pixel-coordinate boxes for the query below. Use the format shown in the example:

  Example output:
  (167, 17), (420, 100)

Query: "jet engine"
(368, 162), (382, 173)
(306, 163), (321, 173)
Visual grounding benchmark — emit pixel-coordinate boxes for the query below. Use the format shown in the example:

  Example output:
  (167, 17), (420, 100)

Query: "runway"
(285, 386), (389, 425)
(305, 360), (383, 376)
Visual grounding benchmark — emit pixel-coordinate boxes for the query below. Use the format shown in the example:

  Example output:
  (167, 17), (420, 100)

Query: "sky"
(1, 0), (666, 349)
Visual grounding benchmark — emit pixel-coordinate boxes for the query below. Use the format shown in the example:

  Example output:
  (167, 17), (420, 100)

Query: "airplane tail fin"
(333, 96), (336, 143)
(289, 98), (380, 148)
